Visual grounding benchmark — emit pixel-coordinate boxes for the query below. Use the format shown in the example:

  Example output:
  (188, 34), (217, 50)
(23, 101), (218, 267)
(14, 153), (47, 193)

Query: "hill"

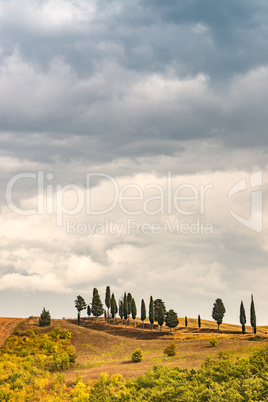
(6, 316), (267, 382)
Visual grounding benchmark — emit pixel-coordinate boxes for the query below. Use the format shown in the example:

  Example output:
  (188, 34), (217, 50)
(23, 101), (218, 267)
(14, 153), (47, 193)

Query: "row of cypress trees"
(104, 287), (179, 332)
(74, 288), (258, 333)
(74, 287), (179, 331)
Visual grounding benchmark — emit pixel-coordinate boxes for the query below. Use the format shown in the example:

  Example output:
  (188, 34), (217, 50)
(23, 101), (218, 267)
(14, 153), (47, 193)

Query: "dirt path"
(0, 318), (24, 347)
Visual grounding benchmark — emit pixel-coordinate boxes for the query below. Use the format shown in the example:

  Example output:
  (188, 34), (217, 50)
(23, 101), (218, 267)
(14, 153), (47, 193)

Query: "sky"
(0, 0), (268, 325)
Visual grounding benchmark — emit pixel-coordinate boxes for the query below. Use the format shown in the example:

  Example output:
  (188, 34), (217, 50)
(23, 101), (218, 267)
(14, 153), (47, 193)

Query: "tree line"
(74, 287), (258, 334)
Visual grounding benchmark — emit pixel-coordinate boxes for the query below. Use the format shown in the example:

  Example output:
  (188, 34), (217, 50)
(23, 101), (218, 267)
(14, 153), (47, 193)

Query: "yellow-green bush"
(210, 338), (218, 347)
(86, 346), (268, 401)
(131, 348), (143, 362)
(0, 326), (77, 400)
(163, 342), (177, 356)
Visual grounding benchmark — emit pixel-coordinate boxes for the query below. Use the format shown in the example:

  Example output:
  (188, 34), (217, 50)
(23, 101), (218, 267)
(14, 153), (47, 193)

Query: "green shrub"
(0, 389), (12, 401)
(50, 327), (71, 339)
(26, 329), (36, 338)
(40, 335), (54, 353)
(210, 338), (218, 347)
(163, 342), (177, 356)
(131, 348), (143, 362)
(248, 335), (264, 341)
(39, 308), (51, 327)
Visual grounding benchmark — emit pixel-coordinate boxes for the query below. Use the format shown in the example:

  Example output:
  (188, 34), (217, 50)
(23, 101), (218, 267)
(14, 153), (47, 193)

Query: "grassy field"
(6, 316), (267, 383)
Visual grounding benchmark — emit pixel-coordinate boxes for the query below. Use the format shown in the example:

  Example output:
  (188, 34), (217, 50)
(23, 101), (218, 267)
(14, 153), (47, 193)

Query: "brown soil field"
(8, 316), (268, 383)
(0, 317), (25, 347)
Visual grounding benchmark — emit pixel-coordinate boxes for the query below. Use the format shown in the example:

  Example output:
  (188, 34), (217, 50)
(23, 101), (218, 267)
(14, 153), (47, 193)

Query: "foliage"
(118, 297), (124, 319)
(39, 307), (51, 327)
(149, 296), (155, 329)
(210, 338), (218, 347)
(91, 288), (103, 321)
(50, 326), (71, 340)
(141, 299), (146, 329)
(165, 309), (179, 332)
(212, 298), (226, 329)
(240, 300), (246, 325)
(240, 300), (246, 334)
(84, 346), (268, 401)
(198, 314), (201, 329)
(127, 293), (133, 318)
(0, 325), (76, 400)
(75, 295), (87, 325)
(185, 316), (188, 327)
(163, 342), (177, 356)
(250, 294), (257, 334)
(131, 348), (143, 363)
(157, 305), (164, 330)
(111, 293), (117, 320)
(87, 304), (91, 317)
(131, 298), (137, 320)
(154, 299), (166, 322)
(123, 292), (129, 320)
(105, 286), (111, 318)
(75, 295), (87, 312)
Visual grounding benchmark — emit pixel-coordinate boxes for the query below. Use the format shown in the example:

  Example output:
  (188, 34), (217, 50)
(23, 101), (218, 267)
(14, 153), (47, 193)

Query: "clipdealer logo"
(5, 170), (263, 235)
(227, 171), (263, 232)
(5, 171), (213, 223)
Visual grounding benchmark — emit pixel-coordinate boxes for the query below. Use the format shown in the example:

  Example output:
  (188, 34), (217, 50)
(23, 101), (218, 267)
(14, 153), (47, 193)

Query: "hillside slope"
(0, 317), (24, 347)
(2, 316), (268, 382)
(32, 317), (268, 381)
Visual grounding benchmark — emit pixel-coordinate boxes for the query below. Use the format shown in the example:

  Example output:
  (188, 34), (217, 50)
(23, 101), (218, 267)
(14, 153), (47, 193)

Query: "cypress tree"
(74, 295), (87, 325)
(91, 288), (103, 322)
(149, 296), (155, 331)
(111, 293), (117, 324)
(185, 316), (188, 328)
(212, 298), (226, 330)
(250, 294), (257, 334)
(131, 298), (137, 329)
(118, 297), (124, 325)
(141, 299), (146, 330)
(127, 293), (132, 321)
(157, 305), (164, 332)
(239, 301), (246, 334)
(123, 292), (128, 325)
(105, 286), (111, 321)
(198, 314), (201, 329)
(87, 304), (91, 318)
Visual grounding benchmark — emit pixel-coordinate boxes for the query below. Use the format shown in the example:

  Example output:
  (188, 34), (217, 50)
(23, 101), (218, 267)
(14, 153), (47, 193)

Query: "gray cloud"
(0, 0), (267, 323)
(1, 57), (268, 165)
(0, 0), (268, 162)
(2, 0), (268, 80)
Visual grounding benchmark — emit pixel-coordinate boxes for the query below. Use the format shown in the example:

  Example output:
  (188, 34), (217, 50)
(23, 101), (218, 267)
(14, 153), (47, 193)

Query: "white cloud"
(0, 162), (267, 325)
(0, 0), (268, 323)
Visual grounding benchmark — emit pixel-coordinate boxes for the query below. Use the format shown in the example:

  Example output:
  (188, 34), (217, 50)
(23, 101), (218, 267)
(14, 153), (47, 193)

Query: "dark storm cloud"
(1, 0), (268, 79)
(0, 0), (268, 162)
(143, 0), (268, 79)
